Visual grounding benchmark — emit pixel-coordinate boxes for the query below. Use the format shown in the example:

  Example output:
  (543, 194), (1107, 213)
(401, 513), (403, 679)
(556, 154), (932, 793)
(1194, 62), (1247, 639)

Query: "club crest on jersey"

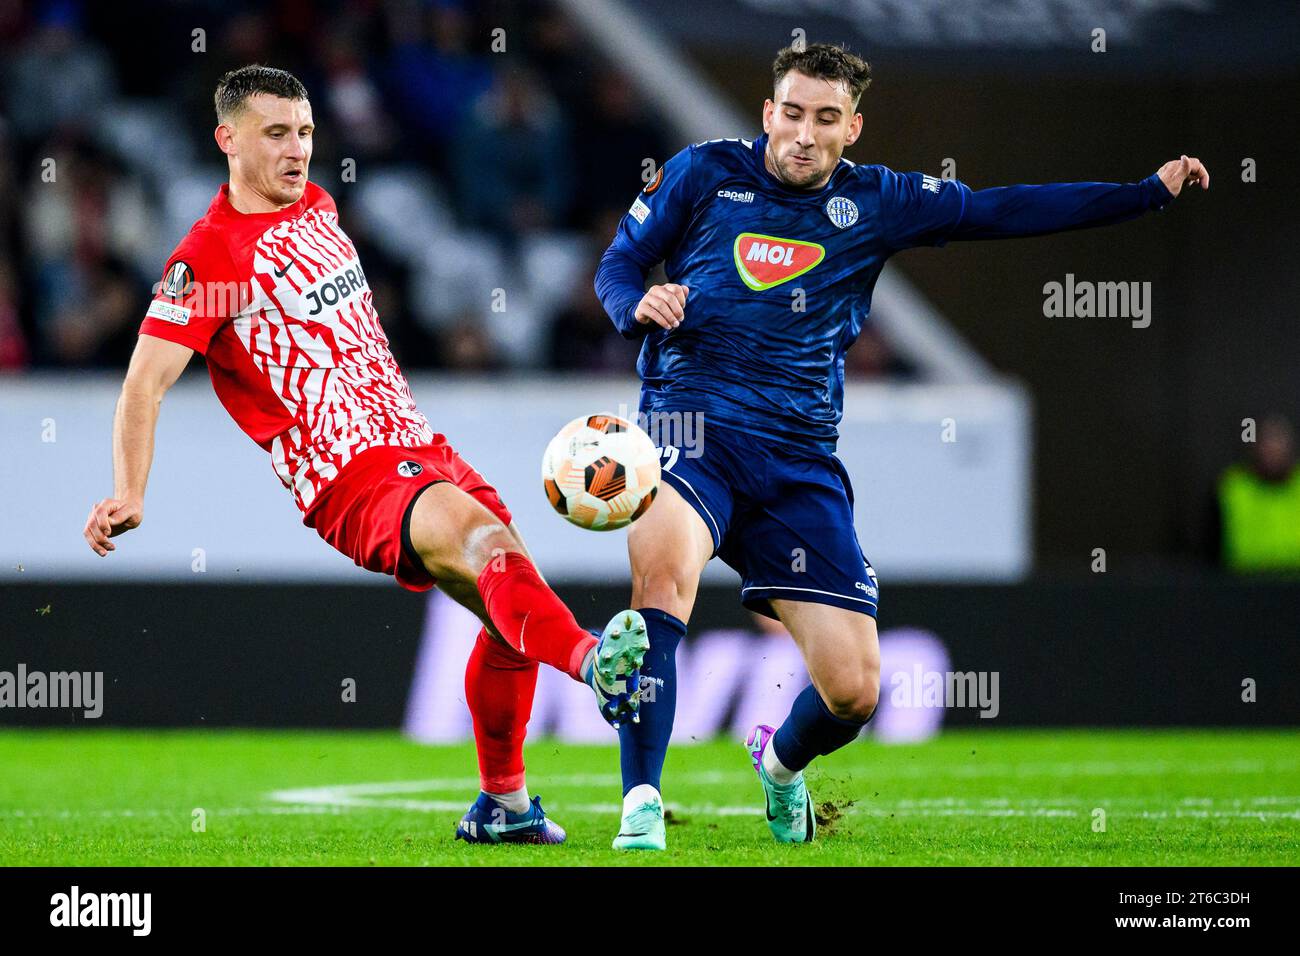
(160, 261), (194, 299)
(825, 196), (859, 229)
(732, 233), (825, 291)
(397, 461), (423, 478)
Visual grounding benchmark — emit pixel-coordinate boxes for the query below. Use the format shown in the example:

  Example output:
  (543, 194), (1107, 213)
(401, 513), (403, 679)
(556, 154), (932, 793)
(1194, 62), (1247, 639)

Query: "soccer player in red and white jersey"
(80, 66), (648, 845)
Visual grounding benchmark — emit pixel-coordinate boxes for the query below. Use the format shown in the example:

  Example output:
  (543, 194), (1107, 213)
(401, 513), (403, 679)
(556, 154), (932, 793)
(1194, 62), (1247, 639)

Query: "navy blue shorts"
(655, 424), (879, 620)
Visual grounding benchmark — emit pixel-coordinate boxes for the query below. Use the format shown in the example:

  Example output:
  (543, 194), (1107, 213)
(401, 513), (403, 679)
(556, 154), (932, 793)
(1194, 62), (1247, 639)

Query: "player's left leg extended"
(410, 489), (648, 844)
(747, 599), (879, 843)
(305, 444), (644, 843)
(408, 480), (646, 724)
(728, 448), (880, 842)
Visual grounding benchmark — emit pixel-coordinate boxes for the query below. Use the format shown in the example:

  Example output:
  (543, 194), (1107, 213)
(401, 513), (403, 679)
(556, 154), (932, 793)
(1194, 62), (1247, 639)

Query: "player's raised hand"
(1156, 155), (1209, 198)
(635, 283), (689, 330)
(83, 497), (143, 556)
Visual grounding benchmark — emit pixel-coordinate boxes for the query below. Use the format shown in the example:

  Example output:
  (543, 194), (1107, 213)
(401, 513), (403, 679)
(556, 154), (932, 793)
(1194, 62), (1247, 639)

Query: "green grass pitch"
(1, 729), (1296, 866)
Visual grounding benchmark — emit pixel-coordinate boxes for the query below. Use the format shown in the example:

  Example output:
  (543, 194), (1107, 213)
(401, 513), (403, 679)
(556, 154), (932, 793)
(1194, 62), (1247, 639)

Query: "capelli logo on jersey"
(717, 189), (754, 203)
(732, 233), (825, 291)
(303, 262), (370, 316)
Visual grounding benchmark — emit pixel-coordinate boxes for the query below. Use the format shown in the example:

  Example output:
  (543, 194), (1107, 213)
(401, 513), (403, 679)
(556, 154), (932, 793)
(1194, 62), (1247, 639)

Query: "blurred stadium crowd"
(0, 0), (904, 376)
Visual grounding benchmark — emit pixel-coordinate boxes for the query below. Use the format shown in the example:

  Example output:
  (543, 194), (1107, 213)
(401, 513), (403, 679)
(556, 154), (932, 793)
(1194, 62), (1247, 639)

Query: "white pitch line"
(266, 770), (745, 808)
(259, 776), (1300, 822)
(862, 759), (1300, 779)
(5, 802), (1300, 822)
(6, 777), (1299, 823)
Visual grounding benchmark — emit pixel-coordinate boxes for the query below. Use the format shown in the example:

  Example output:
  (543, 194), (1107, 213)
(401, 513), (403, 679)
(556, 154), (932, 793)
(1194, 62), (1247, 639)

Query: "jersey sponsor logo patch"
(397, 461), (424, 478)
(160, 261), (194, 299)
(629, 197), (651, 224)
(732, 233), (825, 291)
(922, 174), (943, 194)
(303, 263), (369, 316)
(825, 195), (859, 228)
(145, 300), (192, 325)
(717, 189), (754, 203)
(643, 166), (664, 195)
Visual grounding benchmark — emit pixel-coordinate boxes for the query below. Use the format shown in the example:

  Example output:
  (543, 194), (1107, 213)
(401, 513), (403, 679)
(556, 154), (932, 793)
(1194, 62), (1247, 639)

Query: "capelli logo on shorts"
(397, 461), (424, 478)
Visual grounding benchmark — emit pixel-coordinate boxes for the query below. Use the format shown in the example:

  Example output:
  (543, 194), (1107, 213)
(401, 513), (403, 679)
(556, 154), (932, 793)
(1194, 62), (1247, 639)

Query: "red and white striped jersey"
(140, 182), (434, 511)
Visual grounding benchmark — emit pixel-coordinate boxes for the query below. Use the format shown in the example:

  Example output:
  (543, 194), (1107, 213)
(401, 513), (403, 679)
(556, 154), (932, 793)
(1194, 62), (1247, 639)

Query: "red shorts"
(303, 440), (513, 591)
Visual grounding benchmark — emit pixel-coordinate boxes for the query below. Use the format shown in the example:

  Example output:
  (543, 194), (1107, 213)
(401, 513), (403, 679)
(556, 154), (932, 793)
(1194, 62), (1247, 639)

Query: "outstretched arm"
(882, 156), (1209, 250)
(83, 335), (193, 555)
(950, 155), (1209, 242)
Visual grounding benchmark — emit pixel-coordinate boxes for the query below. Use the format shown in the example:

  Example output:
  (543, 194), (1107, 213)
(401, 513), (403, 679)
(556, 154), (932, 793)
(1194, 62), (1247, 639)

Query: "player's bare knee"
(410, 484), (518, 582)
(823, 666), (880, 723)
(462, 522), (521, 577)
(632, 565), (694, 615)
(826, 688), (877, 723)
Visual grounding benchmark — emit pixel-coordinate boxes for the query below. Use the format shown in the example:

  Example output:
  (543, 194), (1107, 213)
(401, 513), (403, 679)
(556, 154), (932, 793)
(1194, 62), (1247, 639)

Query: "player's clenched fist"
(83, 497), (143, 556)
(1156, 155), (1209, 198)
(635, 283), (689, 330)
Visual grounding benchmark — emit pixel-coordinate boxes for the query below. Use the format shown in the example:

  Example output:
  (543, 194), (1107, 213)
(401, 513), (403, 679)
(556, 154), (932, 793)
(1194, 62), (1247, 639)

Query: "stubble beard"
(767, 143), (826, 191)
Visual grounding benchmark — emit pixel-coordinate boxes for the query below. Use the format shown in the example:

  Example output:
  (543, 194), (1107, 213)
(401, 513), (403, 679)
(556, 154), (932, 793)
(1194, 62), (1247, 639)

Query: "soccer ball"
(541, 413), (660, 531)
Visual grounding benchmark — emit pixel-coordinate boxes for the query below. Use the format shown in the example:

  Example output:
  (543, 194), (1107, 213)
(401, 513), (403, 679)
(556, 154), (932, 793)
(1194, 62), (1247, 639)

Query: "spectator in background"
(3, 0), (116, 154)
(0, 121), (27, 368)
(454, 66), (570, 243)
(1211, 414), (1300, 573)
(548, 259), (637, 371)
(21, 137), (153, 366)
(441, 312), (503, 372)
(318, 30), (395, 163)
(570, 69), (669, 230)
(843, 324), (916, 379)
(383, 0), (492, 166)
(174, 10), (315, 148)
(523, 5), (594, 111)
(0, 262), (28, 370)
(44, 255), (138, 367)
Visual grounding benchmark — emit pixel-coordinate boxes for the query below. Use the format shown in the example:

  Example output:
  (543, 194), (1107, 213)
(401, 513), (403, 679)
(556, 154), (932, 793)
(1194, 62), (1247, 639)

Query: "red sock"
(477, 552), (597, 680)
(465, 627), (538, 794)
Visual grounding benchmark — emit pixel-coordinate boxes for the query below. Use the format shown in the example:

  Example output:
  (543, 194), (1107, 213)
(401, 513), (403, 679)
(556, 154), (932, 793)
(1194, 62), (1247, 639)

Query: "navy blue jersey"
(596, 133), (1173, 450)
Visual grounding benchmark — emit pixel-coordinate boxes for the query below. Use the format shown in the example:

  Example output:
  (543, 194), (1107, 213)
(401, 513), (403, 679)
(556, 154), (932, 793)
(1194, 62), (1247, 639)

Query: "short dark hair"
(214, 65), (309, 122)
(772, 42), (872, 108)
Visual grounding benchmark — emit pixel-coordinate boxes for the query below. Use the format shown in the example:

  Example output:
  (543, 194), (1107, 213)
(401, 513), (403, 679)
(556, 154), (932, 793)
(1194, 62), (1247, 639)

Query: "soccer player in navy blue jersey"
(595, 42), (1208, 848)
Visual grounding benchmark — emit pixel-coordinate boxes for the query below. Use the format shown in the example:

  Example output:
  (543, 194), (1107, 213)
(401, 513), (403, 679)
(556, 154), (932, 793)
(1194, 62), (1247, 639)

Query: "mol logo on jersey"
(732, 233), (825, 291)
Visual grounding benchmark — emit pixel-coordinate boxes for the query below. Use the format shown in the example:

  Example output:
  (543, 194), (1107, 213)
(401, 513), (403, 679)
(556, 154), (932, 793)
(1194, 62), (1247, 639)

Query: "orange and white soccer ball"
(541, 413), (660, 530)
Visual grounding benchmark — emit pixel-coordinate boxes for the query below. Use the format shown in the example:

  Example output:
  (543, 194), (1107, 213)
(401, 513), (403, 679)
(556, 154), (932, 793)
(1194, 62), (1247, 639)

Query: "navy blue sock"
(772, 683), (870, 773)
(618, 608), (686, 795)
